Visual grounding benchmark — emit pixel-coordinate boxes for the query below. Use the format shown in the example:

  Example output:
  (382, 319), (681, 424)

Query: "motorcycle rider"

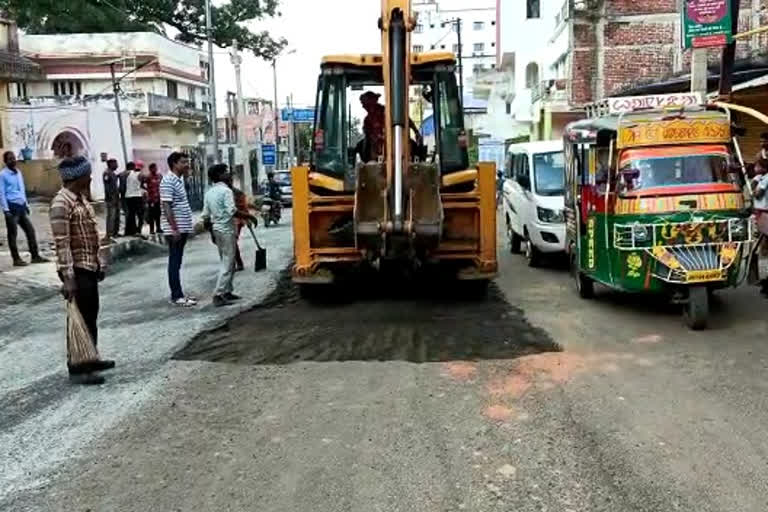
(265, 172), (282, 219)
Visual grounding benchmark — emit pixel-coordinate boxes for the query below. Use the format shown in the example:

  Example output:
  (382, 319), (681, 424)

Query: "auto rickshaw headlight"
(632, 223), (651, 243)
(730, 219), (746, 241)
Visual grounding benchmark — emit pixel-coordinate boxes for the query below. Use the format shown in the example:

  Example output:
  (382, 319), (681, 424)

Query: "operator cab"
(311, 53), (469, 190)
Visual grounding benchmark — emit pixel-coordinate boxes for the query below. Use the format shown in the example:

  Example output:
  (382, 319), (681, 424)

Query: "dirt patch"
(174, 272), (560, 365)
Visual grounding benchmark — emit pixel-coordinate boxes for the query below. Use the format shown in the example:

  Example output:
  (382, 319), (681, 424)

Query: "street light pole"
(272, 58), (279, 169)
(230, 39), (253, 199)
(288, 94), (296, 168)
(205, 0), (219, 163)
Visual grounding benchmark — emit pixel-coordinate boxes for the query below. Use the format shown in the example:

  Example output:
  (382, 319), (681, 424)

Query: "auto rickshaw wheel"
(570, 251), (594, 299)
(683, 286), (709, 330)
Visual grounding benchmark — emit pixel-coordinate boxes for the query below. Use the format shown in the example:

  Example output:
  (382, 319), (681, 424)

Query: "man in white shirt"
(124, 161), (145, 236)
(201, 164), (241, 307)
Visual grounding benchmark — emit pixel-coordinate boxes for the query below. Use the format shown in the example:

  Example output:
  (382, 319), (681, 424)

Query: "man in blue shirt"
(1, 151), (48, 266)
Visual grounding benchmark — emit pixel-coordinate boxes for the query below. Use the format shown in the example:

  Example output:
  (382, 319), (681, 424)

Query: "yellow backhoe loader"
(291, 0), (497, 294)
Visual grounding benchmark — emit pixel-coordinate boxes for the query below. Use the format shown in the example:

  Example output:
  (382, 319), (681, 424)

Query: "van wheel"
(683, 286), (709, 330)
(525, 235), (543, 268)
(571, 251), (594, 299)
(507, 221), (522, 254)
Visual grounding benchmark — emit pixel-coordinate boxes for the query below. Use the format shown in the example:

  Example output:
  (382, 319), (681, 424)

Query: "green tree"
(3, 0), (286, 59)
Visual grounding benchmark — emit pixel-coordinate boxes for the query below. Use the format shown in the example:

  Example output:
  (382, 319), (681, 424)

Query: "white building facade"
(8, 32), (210, 199)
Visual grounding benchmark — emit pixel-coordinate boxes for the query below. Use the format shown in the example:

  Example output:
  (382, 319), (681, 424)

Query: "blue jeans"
(166, 234), (188, 300)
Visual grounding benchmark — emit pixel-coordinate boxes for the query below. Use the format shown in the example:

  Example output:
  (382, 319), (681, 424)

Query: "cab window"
(517, 153), (531, 191)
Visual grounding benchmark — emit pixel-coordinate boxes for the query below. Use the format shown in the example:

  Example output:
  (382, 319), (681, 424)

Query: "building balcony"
(531, 79), (570, 106)
(0, 49), (43, 81)
(140, 93), (208, 123)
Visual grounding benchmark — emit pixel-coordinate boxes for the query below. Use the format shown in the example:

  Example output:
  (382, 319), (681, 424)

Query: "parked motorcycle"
(261, 197), (281, 227)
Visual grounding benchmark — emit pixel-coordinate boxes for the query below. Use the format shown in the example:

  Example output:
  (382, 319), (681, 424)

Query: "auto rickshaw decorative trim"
(615, 192), (744, 214)
(613, 218), (753, 284)
(614, 218), (752, 250)
(617, 118), (730, 149)
(648, 242), (742, 284)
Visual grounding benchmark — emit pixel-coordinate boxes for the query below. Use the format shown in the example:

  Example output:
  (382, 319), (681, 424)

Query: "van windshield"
(534, 151), (565, 196)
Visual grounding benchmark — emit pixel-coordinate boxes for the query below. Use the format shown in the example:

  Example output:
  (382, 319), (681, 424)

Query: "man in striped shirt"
(50, 156), (115, 385)
(161, 152), (197, 307)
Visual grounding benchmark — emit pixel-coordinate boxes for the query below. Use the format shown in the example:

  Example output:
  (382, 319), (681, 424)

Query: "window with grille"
(53, 81), (82, 96)
(474, 43), (485, 53)
(473, 21), (484, 30)
(414, 45), (424, 53)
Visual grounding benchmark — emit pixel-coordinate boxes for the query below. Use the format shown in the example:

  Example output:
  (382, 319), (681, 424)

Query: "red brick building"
(567, 0), (764, 105)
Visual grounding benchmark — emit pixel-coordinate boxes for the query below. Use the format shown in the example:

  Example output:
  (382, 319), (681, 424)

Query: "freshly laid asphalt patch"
(175, 272), (560, 365)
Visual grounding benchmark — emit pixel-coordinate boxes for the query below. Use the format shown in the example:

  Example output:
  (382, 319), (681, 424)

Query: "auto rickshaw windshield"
(618, 146), (732, 195)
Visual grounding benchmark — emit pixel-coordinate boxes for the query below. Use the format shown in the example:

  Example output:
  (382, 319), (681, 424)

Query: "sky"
(213, 0), (383, 110)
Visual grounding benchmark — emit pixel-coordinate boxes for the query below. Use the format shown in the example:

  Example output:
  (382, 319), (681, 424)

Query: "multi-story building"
(412, 0), (499, 86)
(7, 32), (210, 199)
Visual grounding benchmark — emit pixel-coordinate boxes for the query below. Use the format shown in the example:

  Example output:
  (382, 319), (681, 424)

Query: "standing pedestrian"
(752, 159), (768, 296)
(118, 161), (133, 236)
(0, 151), (48, 267)
(223, 175), (253, 272)
(161, 152), (197, 307)
(124, 161), (145, 236)
(50, 156), (115, 385)
(755, 132), (768, 174)
(145, 163), (163, 235)
(202, 164), (243, 307)
(102, 158), (121, 242)
(134, 160), (147, 234)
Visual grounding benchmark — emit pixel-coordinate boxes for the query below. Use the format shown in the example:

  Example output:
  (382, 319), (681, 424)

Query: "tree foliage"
(2, 0), (286, 59)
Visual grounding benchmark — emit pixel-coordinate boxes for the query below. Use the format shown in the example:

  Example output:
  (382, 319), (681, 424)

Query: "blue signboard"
(262, 144), (276, 166)
(281, 108), (316, 123)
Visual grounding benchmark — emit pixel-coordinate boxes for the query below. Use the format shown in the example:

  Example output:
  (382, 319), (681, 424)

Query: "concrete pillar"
(690, 48), (708, 95)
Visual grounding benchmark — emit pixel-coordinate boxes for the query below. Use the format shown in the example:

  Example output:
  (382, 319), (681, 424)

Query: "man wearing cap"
(50, 156), (116, 385)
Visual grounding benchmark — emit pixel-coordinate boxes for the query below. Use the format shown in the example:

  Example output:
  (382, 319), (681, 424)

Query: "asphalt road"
(3, 221), (768, 511)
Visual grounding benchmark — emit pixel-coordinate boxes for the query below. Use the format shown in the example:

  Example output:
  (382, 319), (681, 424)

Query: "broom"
(247, 224), (267, 272)
(66, 300), (101, 373)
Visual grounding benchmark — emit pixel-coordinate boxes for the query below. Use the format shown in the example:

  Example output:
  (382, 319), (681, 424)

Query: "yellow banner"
(618, 119), (730, 148)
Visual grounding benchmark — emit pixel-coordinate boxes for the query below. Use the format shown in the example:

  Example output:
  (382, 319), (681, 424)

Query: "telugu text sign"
(682, 0), (732, 49)
(618, 119), (731, 148)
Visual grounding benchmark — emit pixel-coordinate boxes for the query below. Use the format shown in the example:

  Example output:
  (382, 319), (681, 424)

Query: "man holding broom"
(50, 156), (115, 385)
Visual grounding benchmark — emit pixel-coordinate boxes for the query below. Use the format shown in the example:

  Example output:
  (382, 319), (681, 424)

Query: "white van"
(502, 141), (566, 266)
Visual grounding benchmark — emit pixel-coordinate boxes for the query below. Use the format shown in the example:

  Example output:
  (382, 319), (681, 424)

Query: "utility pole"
(109, 63), (129, 166)
(456, 17), (464, 102)
(230, 39), (253, 198)
(287, 94), (296, 168)
(205, 0), (219, 163)
(718, 0), (741, 98)
(442, 18), (464, 102)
